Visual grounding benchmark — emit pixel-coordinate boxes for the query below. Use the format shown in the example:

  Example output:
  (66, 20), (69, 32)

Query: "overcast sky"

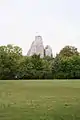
(0, 0), (80, 56)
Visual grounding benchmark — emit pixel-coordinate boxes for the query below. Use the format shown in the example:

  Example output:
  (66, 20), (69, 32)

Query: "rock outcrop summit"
(27, 35), (52, 58)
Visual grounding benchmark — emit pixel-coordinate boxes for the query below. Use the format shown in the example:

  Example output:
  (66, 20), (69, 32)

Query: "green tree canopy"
(59, 45), (79, 58)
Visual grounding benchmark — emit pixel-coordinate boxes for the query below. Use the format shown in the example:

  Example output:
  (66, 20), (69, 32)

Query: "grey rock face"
(27, 36), (44, 58)
(45, 45), (53, 57)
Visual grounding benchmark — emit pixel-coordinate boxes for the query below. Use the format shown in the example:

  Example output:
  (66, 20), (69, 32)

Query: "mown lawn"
(0, 80), (80, 120)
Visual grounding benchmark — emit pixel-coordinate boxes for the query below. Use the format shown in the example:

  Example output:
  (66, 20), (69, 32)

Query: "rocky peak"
(45, 45), (53, 57)
(27, 35), (53, 58)
(27, 36), (44, 58)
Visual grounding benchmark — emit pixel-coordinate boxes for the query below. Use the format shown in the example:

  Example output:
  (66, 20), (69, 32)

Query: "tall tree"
(0, 45), (22, 79)
(59, 45), (79, 57)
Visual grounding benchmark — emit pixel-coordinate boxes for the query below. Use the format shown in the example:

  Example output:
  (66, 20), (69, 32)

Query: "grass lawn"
(0, 80), (80, 120)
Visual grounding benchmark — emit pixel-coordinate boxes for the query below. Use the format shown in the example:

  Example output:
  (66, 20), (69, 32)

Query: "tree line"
(0, 44), (80, 80)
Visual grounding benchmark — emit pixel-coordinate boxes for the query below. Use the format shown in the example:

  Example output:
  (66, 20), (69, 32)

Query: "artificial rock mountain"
(27, 35), (53, 58)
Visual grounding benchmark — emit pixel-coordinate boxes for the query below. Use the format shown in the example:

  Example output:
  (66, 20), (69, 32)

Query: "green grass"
(0, 80), (80, 120)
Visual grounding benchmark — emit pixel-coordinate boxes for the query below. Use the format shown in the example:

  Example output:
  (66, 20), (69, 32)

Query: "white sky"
(0, 0), (80, 56)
